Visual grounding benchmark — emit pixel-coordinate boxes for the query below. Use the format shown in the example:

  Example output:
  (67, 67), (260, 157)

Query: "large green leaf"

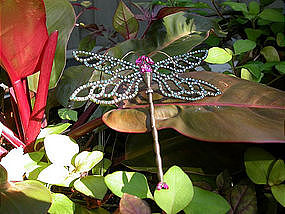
(108, 11), (223, 60)
(48, 193), (74, 214)
(154, 166), (194, 214)
(244, 147), (275, 185)
(104, 171), (153, 199)
(271, 184), (285, 207)
(28, 0), (76, 90)
(103, 72), (285, 143)
(0, 167), (52, 214)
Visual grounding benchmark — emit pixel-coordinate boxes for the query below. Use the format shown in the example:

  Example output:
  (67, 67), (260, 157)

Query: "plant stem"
(211, 0), (225, 20)
(0, 121), (26, 148)
(145, 72), (164, 183)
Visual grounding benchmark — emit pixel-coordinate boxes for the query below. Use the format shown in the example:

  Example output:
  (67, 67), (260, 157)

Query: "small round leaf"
(204, 47), (232, 64)
(271, 184), (285, 207)
(233, 40), (256, 55)
(74, 151), (103, 173)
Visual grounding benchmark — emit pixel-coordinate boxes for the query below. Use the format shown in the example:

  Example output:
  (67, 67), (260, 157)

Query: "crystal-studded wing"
(153, 49), (208, 73)
(151, 71), (221, 101)
(70, 50), (144, 104)
(73, 50), (137, 76)
(70, 72), (144, 104)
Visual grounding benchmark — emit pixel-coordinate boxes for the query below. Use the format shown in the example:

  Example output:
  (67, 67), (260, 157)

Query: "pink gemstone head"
(136, 55), (153, 73)
(156, 182), (169, 190)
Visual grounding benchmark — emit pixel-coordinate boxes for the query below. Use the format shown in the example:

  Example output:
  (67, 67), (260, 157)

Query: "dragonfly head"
(136, 55), (154, 73)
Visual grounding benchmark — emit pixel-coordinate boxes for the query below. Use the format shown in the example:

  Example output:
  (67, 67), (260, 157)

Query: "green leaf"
(154, 166), (193, 214)
(276, 33), (285, 47)
(241, 68), (254, 81)
(244, 28), (263, 42)
(248, 1), (260, 16)
(48, 193), (74, 214)
(275, 62), (285, 74)
(240, 61), (263, 78)
(74, 151), (103, 173)
(260, 46), (280, 62)
(37, 164), (69, 185)
(74, 176), (107, 200)
(233, 40), (256, 55)
(23, 151), (45, 172)
(204, 47), (232, 64)
(268, 159), (285, 186)
(113, 0), (138, 39)
(120, 193), (151, 214)
(260, 0), (276, 7)
(104, 171), (153, 199)
(0, 180), (52, 214)
(223, 2), (248, 13)
(44, 134), (79, 166)
(74, 205), (109, 214)
(259, 9), (285, 23)
(271, 184), (285, 207)
(244, 147), (275, 184)
(78, 34), (97, 51)
(58, 108), (78, 121)
(37, 123), (71, 140)
(92, 158), (112, 175)
(184, 186), (230, 214)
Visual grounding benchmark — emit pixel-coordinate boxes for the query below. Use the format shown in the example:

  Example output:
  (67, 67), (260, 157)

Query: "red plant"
(0, 0), (58, 154)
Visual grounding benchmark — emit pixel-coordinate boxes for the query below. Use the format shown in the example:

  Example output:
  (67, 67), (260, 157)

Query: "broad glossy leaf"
(244, 28), (263, 42)
(268, 159), (285, 186)
(44, 134), (79, 166)
(261, 46), (280, 62)
(259, 9), (285, 23)
(74, 151), (103, 173)
(184, 186), (230, 214)
(225, 184), (257, 214)
(223, 2), (248, 13)
(37, 164), (69, 185)
(120, 193), (151, 214)
(154, 166), (193, 214)
(92, 158), (112, 175)
(74, 176), (107, 200)
(48, 193), (74, 214)
(37, 123), (71, 140)
(113, 0), (138, 39)
(0, 0), (48, 81)
(233, 40), (256, 55)
(271, 184), (285, 207)
(58, 108), (78, 121)
(109, 12), (224, 60)
(0, 180), (52, 214)
(103, 72), (285, 143)
(28, 0), (76, 90)
(205, 47), (232, 64)
(244, 147), (275, 185)
(104, 171), (153, 199)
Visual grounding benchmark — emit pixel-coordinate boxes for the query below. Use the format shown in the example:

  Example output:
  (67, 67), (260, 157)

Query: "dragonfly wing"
(152, 71), (221, 101)
(73, 50), (138, 76)
(70, 74), (143, 104)
(153, 50), (208, 73)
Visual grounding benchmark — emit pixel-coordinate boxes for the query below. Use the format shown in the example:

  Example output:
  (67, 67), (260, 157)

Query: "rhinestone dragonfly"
(70, 49), (222, 190)
(70, 50), (221, 104)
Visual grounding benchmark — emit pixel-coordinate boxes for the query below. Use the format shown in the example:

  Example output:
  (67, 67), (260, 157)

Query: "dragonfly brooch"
(70, 49), (222, 190)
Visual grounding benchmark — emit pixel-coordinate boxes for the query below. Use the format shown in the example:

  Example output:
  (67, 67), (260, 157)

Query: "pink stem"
(0, 146), (8, 158)
(0, 121), (26, 148)
(25, 31), (58, 147)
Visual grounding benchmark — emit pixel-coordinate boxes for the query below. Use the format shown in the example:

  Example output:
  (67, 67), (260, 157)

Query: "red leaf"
(152, 5), (191, 20)
(0, 0), (48, 81)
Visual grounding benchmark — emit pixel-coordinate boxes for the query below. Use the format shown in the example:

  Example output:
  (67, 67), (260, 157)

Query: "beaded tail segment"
(70, 49), (222, 190)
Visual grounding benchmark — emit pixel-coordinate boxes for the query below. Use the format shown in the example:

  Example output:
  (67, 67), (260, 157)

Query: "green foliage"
(154, 166), (194, 213)
(58, 108), (78, 121)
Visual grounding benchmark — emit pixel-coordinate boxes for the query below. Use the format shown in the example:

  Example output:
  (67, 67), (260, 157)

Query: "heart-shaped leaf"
(104, 171), (153, 199)
(74, 151), (103, 173)
(271, 184), (285, 207)
(74, 175), (107, 200)
(268, 159), (285, 186)
(154, 166), (194, 214)
(48, 193), (74, 214)
(37, 164), (69, 185)
(0, 0), (48, 81)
